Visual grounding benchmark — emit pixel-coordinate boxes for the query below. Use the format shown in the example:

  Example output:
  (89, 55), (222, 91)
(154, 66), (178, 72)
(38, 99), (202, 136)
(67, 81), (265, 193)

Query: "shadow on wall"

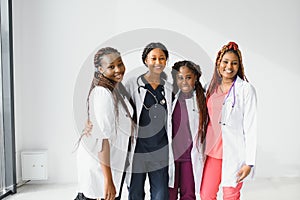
(154, 0), (300, 75)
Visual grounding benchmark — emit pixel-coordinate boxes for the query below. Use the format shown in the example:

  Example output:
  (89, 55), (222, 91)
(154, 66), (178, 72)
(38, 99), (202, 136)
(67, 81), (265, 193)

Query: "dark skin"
(143, 48), (167, 89)
(218, 52), (252, 182)
(84, 53), (125, 200)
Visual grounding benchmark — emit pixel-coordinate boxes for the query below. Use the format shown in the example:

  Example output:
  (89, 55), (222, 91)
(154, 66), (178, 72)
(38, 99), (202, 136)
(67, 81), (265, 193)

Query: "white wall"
(13, 0), (300, 183)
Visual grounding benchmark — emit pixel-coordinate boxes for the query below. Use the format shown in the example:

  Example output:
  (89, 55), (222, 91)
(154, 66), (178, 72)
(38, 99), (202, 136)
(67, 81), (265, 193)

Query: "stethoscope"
(223, 78), (236, 108)
(137, 74), (147, 94)
(136, 75), (166, 107)
(219, 78), (237, 126)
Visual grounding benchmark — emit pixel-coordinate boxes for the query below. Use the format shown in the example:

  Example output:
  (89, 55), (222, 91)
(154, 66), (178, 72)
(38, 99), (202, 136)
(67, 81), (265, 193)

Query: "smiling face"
(98, 53), (125, 82)
(218, 52), (239, 82)
(144, 48), (167, 75)
(176, 66), (197, 94)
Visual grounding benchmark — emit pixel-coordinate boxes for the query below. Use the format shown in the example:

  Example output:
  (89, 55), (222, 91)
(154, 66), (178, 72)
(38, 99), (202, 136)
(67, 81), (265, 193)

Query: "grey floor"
(3, 177), (300, 199)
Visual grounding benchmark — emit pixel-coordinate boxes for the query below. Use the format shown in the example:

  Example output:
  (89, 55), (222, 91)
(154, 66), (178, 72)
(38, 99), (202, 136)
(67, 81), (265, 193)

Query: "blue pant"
(128, 166), (169, 200)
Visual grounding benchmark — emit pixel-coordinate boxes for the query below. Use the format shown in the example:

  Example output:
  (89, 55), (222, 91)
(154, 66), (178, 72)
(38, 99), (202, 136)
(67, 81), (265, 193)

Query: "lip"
(153, 65), (164, 69)
(181, 86), (192, 92)
(224, 69), (233, 73)
(181, 84), (190, 87)
(114, 74), (123, 79)
(181, 85), (191, 90)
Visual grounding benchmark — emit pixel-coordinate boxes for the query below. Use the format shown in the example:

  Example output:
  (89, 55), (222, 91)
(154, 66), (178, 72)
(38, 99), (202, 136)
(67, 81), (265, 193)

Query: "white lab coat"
(219, 76), (257, 187)
(124, 74), (175, 187)
(77, 86), (133, 199)
(172, 91), (205, 193)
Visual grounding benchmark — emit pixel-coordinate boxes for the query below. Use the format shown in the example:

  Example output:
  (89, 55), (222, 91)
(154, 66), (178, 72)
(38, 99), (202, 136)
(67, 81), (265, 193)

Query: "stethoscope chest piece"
(160, 99), (166, 105)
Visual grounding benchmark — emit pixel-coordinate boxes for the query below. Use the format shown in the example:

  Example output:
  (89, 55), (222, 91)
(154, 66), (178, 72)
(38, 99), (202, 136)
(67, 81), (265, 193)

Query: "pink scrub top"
(205, 88), (227, 159)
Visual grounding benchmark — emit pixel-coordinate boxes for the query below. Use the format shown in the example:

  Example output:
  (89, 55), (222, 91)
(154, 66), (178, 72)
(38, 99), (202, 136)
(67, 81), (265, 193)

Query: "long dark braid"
(73, 47), (136, 152)
(86, 47), (119, 122)
(171, 60), (208, 148)
(86, 47), (136, 135)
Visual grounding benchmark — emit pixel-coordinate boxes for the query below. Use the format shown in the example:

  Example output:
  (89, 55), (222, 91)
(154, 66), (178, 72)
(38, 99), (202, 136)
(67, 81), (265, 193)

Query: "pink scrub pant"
(200, 156), (243, 200)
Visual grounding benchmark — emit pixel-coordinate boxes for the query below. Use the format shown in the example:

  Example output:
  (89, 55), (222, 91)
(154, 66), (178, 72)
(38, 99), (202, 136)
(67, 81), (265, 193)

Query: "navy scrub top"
(135, 75), (168, 162)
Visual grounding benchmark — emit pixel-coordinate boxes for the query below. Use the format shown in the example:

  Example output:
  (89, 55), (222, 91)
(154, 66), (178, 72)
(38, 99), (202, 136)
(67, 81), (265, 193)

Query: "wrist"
(104, 178), (113, 185)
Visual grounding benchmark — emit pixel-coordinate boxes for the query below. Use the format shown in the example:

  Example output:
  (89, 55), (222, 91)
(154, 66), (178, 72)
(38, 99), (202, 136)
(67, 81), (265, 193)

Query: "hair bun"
(227, 42), (239, 51)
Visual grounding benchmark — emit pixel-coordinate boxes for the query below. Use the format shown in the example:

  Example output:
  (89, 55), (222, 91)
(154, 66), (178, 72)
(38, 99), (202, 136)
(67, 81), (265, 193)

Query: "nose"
(225, 62), (233, 69)
(115, 65), (121, 72)
(155, 59), (161, 65)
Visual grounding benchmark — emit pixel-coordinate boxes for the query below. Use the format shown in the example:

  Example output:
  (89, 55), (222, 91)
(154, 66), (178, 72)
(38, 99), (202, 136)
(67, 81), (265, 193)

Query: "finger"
(83, 131), (90, 137)
(107, 193), (113, 200)
(237, 169), (243, 176)
(87, 121), (93, 127)
(236, 171), (243, 182)
(107, 192), (115, 200)
(86, 128), (92, 135)
(238, 172), (246, 182)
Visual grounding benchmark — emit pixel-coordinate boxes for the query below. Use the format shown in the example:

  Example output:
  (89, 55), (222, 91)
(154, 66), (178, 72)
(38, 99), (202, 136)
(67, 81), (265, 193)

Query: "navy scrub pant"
(128, 165), (169, 200)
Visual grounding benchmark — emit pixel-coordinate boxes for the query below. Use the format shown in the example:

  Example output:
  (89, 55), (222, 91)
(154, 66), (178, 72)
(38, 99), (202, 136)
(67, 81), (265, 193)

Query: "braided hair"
(86, 47), (136, 135)
(171, 60), (208, 146)
(206, 41), (248, 99)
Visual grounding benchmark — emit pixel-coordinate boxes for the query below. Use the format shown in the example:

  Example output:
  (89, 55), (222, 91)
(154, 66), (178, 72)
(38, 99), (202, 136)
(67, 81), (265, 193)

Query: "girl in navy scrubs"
(125, 42), (174, 200)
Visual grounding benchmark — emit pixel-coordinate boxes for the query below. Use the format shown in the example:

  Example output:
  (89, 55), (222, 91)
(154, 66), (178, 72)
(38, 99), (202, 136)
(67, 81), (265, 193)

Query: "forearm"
(98, 139), (113, 183)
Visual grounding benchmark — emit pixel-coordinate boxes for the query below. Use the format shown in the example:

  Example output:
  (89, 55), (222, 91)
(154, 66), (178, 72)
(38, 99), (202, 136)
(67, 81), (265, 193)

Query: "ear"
(98, 66), (104, 74)
(144, 58), (149, 66)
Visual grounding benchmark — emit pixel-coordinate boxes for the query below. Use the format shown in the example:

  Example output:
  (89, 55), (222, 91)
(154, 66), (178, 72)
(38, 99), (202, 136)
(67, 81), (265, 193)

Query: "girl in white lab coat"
(75, 47), (135, 200)
(125, 42), (174, 200)
(200, 42), (257, 200)
(169, 60), (208, 200)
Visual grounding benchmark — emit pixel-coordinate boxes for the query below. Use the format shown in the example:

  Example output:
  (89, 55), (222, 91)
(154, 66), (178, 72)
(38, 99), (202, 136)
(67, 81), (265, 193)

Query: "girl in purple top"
(169, 61), (208, 199)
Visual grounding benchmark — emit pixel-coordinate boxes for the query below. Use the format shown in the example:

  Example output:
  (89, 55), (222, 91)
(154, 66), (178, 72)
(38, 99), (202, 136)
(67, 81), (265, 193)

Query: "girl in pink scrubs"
(200, 42), (257, 200)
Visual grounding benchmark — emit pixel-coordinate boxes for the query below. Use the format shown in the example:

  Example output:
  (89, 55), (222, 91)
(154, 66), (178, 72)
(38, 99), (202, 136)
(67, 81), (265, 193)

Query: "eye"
(108, 65), (115, 69)
(177, 75), (184, 81)
(159, 57), (166, 61)
(233, 61), (239, 65)
(222, 60), (228, 64)
(186, 76), (192, 80)
(118, 62), (124, 68)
